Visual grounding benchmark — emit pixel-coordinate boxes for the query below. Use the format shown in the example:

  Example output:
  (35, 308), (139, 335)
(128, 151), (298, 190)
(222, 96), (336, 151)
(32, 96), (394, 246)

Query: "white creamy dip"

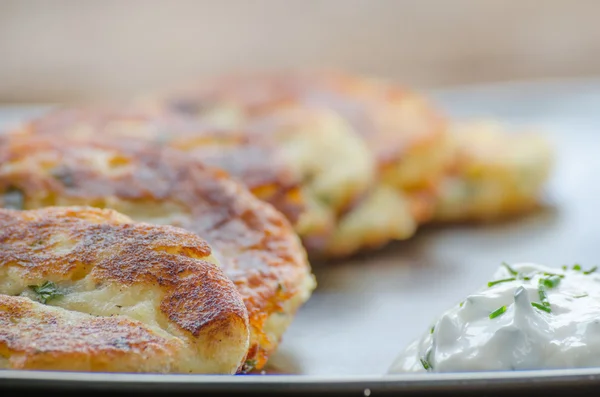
(389, 262), (600, 373)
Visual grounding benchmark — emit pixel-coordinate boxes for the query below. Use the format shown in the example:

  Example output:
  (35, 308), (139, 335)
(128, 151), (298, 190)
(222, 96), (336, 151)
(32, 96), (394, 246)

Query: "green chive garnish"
(562, 265), (568, 271)
(459, 301), (464, 308)
(28, 281), (63, 304)
(573, 264), (582, 271)
(489, 306), (507, 319)
(573, 293), (589, 298)
(420, 358), (431, 370)
(420, 347), (434, 370)
(543, 272), (565, 278)
(584, 266), (598, 275)
(430, 326), (435, 334)
(540, 275), (561, 289)
(502, 262), (519, 276)
(538, 287), (550, 307)
(488, 277), (516, 287)
(531, 302), (551, 313)
(244, 359), (257, 371)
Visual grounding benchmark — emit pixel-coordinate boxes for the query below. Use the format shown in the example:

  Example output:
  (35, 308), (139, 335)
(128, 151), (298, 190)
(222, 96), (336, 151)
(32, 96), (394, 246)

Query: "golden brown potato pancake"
(0, 135), (315, 372)
(0, 206), (248, 373)
(432, 120), (554, 222)
(9, 106), (305, 227)
(135, 70), (452, 257)
(10, 104), (376, 258)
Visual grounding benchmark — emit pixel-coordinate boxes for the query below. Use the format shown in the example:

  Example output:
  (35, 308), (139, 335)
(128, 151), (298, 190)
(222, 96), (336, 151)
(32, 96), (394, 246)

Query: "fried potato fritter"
(136, 70), (452, 257)
(240, 105), (376, 254)
(10, 105), (377, 255)
(0, 206), (249, 373)
(0, 136), (316, 371)
(433, 120), (554, 222)
(9, 106), (306, 226)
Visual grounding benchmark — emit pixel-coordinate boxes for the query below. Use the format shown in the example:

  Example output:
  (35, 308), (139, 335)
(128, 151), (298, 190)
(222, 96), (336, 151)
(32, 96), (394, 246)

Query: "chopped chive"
(28, 281), (62, 304)
(488, 277), (516, 287)
(517, 271), (531, 281)
(562, 265), (568, 271)
(538, 287), (550, 307)
(573, 293), (589, 298)
(520, 275), (531, 281)
(543, 272), (565, 278)
(502, 262), (519, 276)
(244, 359), (257, 371)
(420, 347), (434, 371)
(459, 301), (464, 308)
(584, 266), (598, 275)
(573, 264), (582, 271)
(430, 326), (435, 334)
(420, 358), (431, 370)
(489, 306), (507, 319)
(531, 302), (551, 313)
(540, 275), (561, 289)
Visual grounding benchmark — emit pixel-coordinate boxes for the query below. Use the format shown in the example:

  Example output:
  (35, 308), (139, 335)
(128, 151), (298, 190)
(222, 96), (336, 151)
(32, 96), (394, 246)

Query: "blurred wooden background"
(1, 0), (600, 103)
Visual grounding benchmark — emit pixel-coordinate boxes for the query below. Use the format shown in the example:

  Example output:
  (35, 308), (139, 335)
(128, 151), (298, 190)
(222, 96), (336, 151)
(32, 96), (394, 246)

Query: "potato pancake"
(0, 206), (248, 373)
(432, 120), (554, 222)
(0, 136), (316, 371)
(8, 106), (305, 227)
(136, 70), (451, 257)
(9, 104), (375, 258)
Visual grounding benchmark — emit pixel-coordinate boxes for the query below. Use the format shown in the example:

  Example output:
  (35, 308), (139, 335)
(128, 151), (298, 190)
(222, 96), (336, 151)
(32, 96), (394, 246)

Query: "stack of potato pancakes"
(0, 71), (553, 373)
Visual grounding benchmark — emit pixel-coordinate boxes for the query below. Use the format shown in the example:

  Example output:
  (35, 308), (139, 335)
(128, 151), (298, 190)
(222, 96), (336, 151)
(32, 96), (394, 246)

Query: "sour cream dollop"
(389, 262), (600, 373)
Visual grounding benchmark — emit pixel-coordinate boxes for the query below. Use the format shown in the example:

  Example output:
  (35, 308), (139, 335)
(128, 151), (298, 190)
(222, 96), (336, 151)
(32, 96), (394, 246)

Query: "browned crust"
(301, 71), (448, 169)
(150, 71), (450, 247)
(11, 106), (305, 226)
(0, 135), (312, 370)
(152, 70), (448, 170)
(0, 295), (179, 371)
(0, 206), (247, 342)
